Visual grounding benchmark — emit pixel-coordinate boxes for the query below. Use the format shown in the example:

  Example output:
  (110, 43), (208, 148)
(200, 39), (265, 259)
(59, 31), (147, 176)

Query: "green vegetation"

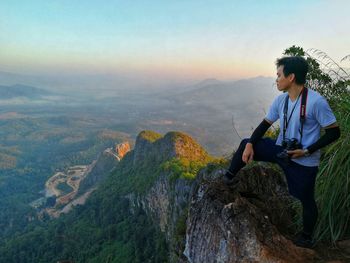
(314, 93), (350, 242)
(138, 130), (163, 143)
(0, 113), (131, 242)
(105, 131), (213, 194)
(283, 45), (349, 102)
(103, 151), (164, 195)
(0, 129), (214, 262)
(165, 131), (195, 143)
(0, 195), (168, 263)
(162, 157), (212, 183)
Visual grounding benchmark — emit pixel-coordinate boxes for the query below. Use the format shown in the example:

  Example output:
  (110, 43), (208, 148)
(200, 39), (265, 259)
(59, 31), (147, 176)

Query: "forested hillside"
(0, 130), (216, 263)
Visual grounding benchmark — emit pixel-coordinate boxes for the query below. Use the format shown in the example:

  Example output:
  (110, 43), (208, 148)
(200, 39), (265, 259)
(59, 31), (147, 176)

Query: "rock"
(124, 171), (196, 262)
(77, 150), (119, 195)
(184, 165), (316, 263)
(115, 142), (131, 159)
(133, 130), (162, 165)
(133, 130), (210, 166)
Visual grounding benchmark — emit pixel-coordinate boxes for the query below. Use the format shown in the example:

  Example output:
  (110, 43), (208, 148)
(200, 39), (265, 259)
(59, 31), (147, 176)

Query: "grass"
(314, 93), (350, 243)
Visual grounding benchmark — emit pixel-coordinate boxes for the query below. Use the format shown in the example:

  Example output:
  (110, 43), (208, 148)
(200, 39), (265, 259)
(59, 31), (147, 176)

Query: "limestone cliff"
(184, 165), (316, 263)
(114, 142), (131, 160)
(133, 130), (210, 166)
(123, 130), (211, 262)
(78, 141), (130, 195)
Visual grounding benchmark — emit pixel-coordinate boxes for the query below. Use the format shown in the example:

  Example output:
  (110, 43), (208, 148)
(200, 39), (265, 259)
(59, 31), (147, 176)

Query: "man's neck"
(288, 84), (304, 102)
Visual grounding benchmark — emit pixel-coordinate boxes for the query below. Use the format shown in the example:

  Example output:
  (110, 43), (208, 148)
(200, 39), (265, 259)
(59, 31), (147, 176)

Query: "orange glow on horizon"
(0, 46), (274, 80)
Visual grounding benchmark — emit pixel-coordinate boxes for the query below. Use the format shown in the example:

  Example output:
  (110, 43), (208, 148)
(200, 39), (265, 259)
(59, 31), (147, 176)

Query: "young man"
(223, 56), (341, 248)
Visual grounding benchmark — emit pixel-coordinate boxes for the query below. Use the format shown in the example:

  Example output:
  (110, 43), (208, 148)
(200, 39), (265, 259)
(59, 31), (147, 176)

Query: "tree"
(283, 45), (349, 103)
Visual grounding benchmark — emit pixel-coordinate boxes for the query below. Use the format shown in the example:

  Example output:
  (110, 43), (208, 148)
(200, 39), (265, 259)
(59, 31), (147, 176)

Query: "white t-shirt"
(266, 89), (337, 167)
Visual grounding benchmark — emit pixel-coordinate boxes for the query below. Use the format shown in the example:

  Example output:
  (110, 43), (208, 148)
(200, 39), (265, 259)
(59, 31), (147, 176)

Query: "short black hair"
(276, 56), (308, 85)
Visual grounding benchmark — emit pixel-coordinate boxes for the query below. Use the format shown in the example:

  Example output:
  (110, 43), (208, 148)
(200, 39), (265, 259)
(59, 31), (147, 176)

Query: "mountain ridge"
(0, 84), (54, 99)
(133, 130), (212, 167)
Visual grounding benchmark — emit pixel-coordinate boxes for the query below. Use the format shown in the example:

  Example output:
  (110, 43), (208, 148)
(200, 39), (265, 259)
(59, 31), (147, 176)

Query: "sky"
(1, 0), (349, 82)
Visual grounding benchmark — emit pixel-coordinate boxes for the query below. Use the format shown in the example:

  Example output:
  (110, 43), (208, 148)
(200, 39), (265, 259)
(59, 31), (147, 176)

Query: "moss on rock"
(138, 130), (163, 143)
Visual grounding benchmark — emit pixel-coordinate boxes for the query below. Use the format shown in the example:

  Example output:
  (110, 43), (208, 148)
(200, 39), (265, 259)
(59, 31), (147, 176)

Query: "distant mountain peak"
(133, 130), (210, 166)
(137, 130), (163, 143)
(194, 78), (222, 88)
(197, 78), (220, 84)
(0, 83), (52, 99)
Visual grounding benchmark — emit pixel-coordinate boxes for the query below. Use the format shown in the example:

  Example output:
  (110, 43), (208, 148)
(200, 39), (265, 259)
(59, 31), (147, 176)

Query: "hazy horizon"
(0, 68), (277, 95)
(1, 1), (350, 83)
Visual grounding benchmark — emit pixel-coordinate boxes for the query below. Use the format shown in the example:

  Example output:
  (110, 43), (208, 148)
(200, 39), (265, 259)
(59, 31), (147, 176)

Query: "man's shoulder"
(306, 89), (336, 120)
(307, 88), (323, 101)
(273, 92), (288, 104)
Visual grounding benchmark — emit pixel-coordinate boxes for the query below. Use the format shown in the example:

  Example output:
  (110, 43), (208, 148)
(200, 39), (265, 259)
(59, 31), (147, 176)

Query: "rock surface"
(125, 131), (210, 262)
(133, 130), (210, 166)
(114, 142), (131, 160)
(78, 142), (130, 195)
(184, 165), (316, 263)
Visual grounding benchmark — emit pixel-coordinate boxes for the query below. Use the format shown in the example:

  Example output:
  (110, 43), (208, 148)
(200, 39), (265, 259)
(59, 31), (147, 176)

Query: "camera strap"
(299, 87), (308, 145)
(282, 87), (308, 145)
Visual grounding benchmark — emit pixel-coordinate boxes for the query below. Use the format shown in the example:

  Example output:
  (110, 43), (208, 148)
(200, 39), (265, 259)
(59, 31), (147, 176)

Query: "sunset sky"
(1, 0), (349, 81)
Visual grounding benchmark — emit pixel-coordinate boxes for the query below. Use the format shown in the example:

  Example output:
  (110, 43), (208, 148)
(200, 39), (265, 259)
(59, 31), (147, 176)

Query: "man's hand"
(287, 149), (305, 159)
(242, 143), (254, 164)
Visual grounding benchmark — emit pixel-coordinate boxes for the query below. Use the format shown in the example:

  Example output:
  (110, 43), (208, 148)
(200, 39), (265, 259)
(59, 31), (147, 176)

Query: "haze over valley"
(0, 74), (279, 238)
(0, 74), (279, 155)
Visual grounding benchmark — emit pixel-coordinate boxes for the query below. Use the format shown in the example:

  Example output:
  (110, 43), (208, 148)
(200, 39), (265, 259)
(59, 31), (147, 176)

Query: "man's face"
(276, 65), (292, 91)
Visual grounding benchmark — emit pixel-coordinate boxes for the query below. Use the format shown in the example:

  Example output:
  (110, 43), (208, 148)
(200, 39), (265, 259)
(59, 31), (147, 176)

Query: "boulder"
(184, 165), (316, 263)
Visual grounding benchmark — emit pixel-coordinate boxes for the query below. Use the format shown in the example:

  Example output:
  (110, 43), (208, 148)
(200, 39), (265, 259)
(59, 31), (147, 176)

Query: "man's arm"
(243, 93), (277, 164)
(248, 118), (273, 145)
(306, 122), (340, 154)
(243, 118), (272, 163)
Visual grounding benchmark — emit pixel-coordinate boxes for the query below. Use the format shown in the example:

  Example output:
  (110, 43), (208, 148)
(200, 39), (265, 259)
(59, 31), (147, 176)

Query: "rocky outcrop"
(133, 130), (162, 165)
(126, 172), (195, 255)
(125, 131), (211, 262)
(184, 165), (316, 263)
(117, 131), (210, 262)
(77, 142), (129, 195)
(133, 130), (210, 166)
(114, 142), (131, 159)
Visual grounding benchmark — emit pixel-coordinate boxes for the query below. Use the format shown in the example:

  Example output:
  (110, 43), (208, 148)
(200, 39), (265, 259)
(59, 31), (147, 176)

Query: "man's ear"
(288, 73), (295, 83)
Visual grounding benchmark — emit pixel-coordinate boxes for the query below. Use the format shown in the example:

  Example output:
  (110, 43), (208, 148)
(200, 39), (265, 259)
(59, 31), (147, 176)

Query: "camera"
(276, 138), (302, 162)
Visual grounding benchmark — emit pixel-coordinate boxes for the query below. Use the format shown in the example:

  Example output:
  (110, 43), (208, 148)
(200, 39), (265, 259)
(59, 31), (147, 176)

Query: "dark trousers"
(228, 138), (318, 236)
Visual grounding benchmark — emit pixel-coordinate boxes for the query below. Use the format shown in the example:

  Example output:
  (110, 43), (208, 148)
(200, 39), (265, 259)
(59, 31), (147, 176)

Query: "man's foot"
(222, 171), (239, 186)
(293, 232), (315, 249)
